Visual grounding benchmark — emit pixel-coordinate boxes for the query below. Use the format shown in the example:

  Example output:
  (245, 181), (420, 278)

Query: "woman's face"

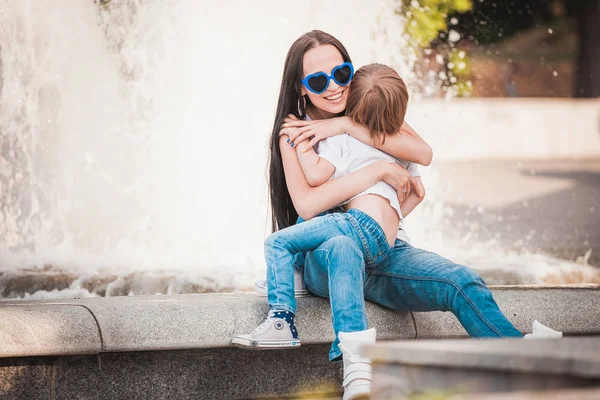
(301, 44), (350, 117)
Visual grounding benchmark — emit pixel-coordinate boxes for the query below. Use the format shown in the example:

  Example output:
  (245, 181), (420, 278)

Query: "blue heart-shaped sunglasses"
(301, 62), (354, 95)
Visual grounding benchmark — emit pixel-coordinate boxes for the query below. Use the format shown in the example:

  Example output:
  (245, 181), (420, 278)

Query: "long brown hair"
(345, 63), (409, 146)
(267, 30), (352, 232)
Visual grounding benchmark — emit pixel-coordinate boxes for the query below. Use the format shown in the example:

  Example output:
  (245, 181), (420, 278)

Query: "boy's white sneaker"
(524, 320), (563, 339)
(254, 269), (308, 296)
(338, 328), (376, 400)
(231, 310), (301, 349)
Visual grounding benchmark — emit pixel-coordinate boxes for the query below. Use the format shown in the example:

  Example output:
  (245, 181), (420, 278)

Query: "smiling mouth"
(324, 89), (344, 100)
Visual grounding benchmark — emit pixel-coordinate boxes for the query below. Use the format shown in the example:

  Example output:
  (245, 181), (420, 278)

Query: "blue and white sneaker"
(254, 270), (308, 296)
(231, 310), (301, 349)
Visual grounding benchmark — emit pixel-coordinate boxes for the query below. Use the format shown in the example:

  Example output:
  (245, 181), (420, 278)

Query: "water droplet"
(448, 30), (461, 42)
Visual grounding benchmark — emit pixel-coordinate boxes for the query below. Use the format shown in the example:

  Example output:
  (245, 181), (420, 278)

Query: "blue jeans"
(302, 238), (523, 361)
(266, 209), (392, 315)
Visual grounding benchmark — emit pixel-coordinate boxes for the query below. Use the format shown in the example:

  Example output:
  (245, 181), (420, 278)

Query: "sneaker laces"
(252, 316), (275, 335)
(252, 310), (285, 335)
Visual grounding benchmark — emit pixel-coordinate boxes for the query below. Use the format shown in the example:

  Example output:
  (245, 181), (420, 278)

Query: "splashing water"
(0, 0), (597, 299)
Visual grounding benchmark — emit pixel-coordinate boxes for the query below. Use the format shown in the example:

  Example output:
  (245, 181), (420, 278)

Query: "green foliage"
(402, 0), (473, 47)
(401, 0), (474, 97)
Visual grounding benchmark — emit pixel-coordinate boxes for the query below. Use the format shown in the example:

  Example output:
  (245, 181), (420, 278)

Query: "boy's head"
(345, 63), (409, 145)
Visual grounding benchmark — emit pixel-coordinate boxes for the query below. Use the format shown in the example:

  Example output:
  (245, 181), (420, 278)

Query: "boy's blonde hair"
(345, 63), (409, 145)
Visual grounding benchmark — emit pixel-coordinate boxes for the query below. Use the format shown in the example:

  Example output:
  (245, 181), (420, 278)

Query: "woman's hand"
(377, 161), (423, 204)
(280, 114), (350, 151)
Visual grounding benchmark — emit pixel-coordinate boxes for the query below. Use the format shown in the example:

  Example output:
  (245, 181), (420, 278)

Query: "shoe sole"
(253, 283), (309, 297)
(346, 386), (371, 400)
(231, 337), (302, 349)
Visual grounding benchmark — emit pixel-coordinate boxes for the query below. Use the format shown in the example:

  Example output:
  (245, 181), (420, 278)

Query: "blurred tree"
(402, 0), (474, 96)
(403, 0), (473, 47)
(446, 0), (599, 97)
(571, 0), (600, 97)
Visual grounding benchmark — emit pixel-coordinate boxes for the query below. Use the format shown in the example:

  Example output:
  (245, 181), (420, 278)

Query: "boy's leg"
(303, 237), (374, 399)
(232, 214), (361, 350)
(303, 236), (369, 361)
(266, 213), (357, 314)
(364, 240), (523, 337)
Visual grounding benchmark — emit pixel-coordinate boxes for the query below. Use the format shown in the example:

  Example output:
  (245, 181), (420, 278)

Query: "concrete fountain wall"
(0, 286), (599, 399)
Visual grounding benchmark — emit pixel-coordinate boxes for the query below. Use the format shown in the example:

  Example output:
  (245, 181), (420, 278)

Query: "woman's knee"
(455, 265), (486, 286)
(444, 264), (490, 308)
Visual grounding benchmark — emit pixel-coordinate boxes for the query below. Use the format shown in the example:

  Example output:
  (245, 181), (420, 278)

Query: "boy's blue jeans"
(266, 208), (392, 317)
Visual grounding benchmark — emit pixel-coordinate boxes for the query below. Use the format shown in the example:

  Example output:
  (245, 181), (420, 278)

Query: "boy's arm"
(346, 119), (433, 166)
(283, 116), (433, 166)
(399, 177), (425, 218)
(295, 141), (335, 187)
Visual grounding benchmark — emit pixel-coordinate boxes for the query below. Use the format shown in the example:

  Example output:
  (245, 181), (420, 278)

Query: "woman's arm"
(345, 119), (433, 166)
(279, 135), (414, 220)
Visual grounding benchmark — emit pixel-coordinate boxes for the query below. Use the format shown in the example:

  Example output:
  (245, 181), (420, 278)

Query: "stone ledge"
(0, 304), (101, 357)
(364, 337), (600, 377)
(0, 286), (599, 358)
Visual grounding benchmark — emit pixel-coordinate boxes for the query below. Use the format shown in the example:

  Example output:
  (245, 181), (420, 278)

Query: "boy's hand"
(280, 115), (350, 152)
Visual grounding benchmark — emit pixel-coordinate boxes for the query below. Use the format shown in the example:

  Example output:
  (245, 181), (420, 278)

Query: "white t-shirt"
(315, 134), (419, 242)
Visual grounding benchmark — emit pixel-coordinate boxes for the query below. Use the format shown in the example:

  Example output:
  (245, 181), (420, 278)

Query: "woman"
(266, 30), (557, 400)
